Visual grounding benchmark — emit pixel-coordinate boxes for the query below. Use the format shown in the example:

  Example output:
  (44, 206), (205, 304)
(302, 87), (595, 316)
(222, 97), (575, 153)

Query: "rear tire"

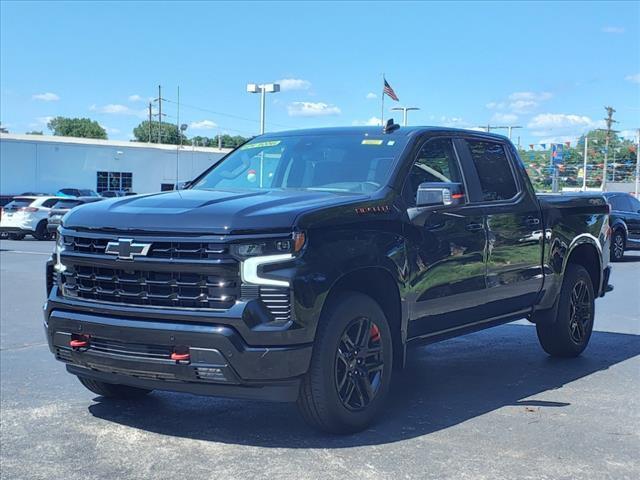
(297, 291), (393, 434)
(610, 229), (625, 262)
(32, 220), (51, 241)
(77, 377), (152, 399)
(8, 233), (25, 240)
(536, 264), (595, 357)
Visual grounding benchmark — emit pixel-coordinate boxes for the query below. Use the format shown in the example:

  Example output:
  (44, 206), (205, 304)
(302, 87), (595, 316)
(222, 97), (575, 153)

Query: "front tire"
(8, 233), (25, 240)
(610, 229), (625, 262)
(297, 292), (393, 434)
(536, 264), (595, 357)
(77, 377), (152, 399)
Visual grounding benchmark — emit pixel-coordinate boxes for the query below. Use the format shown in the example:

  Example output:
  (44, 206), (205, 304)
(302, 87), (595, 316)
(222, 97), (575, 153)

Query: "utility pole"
(153, 85), (166, 143)
(601, 106), (617, 191)
(148, 102), (152, 143)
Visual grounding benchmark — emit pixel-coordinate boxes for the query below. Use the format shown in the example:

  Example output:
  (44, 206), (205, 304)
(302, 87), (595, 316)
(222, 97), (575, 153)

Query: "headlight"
(231, 232), (306, 259)
(54, 234), (66, 272)
(236, 232), (306, 287)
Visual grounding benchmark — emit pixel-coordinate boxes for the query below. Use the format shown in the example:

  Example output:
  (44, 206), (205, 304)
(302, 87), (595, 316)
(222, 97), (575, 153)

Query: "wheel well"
(566, 243), (601, 293)
(325, 268), (404, 368)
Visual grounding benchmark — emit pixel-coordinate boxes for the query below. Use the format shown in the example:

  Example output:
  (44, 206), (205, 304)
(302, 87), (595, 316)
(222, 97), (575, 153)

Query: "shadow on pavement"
(88, 324), (640, 448)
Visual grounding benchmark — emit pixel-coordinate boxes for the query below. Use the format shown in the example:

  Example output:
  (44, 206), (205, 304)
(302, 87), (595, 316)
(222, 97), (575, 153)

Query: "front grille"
(59, 232), (240, 310)
(62, 265), (237, 309)
(64, 236), (228, 260)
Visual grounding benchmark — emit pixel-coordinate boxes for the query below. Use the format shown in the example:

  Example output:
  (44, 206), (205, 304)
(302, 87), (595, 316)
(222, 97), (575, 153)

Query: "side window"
(629, 196), (640, 212)
(42, 199), (58, 208)
(609, 195), (626, 211)
(466, 140), (518, 202)
(406, 138), (462, 205)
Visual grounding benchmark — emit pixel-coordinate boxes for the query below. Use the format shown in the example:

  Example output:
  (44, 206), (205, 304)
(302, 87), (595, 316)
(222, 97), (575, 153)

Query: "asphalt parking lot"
(1, 238), (638, 480)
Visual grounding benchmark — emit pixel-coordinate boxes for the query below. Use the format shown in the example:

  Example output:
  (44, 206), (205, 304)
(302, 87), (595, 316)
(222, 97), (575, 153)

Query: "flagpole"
(381, 73), (385, 127)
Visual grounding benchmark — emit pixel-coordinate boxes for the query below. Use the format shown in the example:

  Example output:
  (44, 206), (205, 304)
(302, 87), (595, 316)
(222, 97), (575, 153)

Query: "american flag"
(383, 79), (399, 101)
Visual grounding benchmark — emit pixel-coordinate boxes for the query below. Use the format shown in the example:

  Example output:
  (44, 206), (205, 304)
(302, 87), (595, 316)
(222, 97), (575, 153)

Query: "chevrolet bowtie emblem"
(105, 238), (151, 260)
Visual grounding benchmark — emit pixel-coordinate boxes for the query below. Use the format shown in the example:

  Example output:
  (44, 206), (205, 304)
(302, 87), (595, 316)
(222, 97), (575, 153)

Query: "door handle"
(525, 216), (541, 227)
(465, 222), (484, 232)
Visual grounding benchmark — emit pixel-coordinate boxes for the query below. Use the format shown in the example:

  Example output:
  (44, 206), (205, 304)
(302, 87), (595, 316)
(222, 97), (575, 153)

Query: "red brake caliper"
(370, 323), (381, 342)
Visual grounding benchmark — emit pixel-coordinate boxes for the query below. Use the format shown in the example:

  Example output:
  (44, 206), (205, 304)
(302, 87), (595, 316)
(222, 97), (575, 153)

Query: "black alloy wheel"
(567, 279), (593, 344)
(611, 231), (625, 261)
(334, 316), (384, 411)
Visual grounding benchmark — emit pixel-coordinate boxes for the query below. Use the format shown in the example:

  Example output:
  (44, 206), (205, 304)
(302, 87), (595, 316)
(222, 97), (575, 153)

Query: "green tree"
(132, 120), (187, 145)
(47, 116), (107, 139)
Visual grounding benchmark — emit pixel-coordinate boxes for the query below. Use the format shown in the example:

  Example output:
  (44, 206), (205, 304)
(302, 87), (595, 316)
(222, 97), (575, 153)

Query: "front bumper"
(45, 307), (312, 402)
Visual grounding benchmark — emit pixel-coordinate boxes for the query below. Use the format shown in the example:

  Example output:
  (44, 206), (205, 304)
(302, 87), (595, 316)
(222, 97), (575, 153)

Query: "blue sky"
(1, 0), (639, 145)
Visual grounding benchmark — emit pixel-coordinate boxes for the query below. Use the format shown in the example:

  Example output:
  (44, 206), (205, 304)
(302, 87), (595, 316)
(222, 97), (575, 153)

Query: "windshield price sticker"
(361, 139), (384, 145)
(240, 140), (281, 150)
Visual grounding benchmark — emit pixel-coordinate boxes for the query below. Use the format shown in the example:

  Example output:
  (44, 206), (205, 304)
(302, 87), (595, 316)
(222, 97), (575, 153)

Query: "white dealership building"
(0, 133), (231, 196)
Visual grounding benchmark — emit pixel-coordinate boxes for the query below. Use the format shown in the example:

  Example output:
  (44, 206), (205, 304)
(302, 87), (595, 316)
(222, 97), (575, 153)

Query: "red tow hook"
(70, 335), (90, 349)
(171, 351), (191, 362)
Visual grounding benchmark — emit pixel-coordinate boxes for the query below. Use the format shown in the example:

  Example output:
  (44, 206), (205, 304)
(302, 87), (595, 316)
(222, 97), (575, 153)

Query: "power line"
(163, 97), (295, 130)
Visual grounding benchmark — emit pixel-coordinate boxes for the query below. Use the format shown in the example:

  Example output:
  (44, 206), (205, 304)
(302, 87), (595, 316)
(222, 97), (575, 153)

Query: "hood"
(63, 188), (370, 234)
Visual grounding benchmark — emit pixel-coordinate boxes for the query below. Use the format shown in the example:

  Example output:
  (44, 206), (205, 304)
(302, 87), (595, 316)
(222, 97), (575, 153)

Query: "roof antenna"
(383, 118), (400, 133)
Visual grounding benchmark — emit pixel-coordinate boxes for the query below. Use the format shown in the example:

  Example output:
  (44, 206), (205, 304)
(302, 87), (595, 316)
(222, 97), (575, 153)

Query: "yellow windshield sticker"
(361, 139), (384, 145)
(240, 140), (281, 150)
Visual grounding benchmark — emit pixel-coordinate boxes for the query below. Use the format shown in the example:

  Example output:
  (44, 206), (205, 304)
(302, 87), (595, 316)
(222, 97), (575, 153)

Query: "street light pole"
(247, 83), (280, 135)
(391, 106), (420, 126)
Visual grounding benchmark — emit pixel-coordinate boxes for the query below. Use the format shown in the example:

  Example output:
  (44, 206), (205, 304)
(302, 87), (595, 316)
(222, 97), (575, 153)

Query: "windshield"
(191, 134), (408, 193)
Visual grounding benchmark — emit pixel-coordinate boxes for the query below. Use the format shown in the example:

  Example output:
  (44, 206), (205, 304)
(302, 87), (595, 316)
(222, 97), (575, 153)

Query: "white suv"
(0, 196), (59, 240)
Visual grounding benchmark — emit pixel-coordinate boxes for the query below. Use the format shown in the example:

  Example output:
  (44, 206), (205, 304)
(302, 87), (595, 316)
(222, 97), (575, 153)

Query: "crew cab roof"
(259, 126), (509, 142)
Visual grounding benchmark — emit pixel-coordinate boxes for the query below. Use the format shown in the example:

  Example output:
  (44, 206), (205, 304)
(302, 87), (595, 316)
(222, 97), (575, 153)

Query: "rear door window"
(52, 200), (82, 209)
(465, 140), (518, 202)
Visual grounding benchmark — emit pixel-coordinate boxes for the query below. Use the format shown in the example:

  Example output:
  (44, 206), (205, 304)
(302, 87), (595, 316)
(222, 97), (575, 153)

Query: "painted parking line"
(0, 249), (51, 256)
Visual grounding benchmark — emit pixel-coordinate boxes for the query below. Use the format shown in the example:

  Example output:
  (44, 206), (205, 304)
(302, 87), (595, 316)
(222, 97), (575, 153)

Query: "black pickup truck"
(45, 125), (611, 433)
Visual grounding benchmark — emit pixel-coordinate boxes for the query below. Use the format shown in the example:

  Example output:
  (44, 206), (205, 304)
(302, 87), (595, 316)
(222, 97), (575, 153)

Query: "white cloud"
(277, 78), (312, 91)
(29, 116), (54, 127)
(602, 26), (625, 34)
(90, 103), (146, 117)
(189, 119), (218, 130)
(508, 91), (552, 102)
(32, 92), (59, 101)
(487, 91), (552, 114)
(625, 73), (640, 84)
(485, 101), (505, 110)
(439, 116), (468, 127)
(366, 92), (377, 100)
(352, 117), (382, 126)
(528, 113), (594, 130)
(509, 100), (538, 113)
(287, 102), (341, 117)
(491, 112), (518, 124)
(128, 94), (143, 102)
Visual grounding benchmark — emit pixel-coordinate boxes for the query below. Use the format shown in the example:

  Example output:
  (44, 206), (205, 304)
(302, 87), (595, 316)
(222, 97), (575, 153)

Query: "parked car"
(0, 195), (15, 238)
(0, 196), (60, 240)
(45, 126), (611, 433)
(100, 190), (137, 198)
(603, 192), (640, 261)
(56, 188), (100, 198)
(47, 197), (104, 235)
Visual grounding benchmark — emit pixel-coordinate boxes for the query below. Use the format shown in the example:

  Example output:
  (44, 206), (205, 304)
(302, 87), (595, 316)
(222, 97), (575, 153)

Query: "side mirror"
(416, 182), (465, 208)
